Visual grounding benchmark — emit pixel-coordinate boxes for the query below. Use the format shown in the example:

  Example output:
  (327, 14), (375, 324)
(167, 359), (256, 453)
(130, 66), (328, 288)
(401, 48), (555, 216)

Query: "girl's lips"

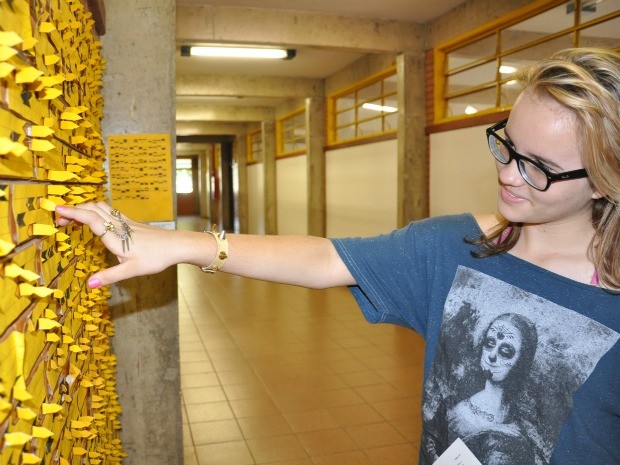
(500, 186), (527, 203)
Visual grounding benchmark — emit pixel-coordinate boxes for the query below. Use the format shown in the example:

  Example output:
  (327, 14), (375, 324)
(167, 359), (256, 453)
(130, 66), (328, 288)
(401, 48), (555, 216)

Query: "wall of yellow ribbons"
(0, 1), (125, 464)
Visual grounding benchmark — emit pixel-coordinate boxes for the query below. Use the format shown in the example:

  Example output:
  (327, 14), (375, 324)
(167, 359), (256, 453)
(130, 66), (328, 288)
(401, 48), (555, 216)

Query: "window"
(176, 157), (193, 193)
(328, 67), (398, 144)
(435, 0), (620, 122)
(247, 129), (262, 164)
(277, 108), (306, 157)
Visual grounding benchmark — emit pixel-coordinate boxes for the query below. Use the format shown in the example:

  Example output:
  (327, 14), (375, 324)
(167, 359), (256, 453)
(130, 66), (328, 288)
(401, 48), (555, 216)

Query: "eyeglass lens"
(488, 133), (548, 190)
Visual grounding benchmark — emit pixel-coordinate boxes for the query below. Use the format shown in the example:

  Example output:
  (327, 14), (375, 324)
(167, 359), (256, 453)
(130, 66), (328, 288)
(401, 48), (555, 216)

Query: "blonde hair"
(471, 48), (620, 291)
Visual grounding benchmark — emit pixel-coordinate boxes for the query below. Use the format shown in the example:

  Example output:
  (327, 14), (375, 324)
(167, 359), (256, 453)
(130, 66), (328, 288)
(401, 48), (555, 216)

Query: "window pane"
(176, 158), (192, 169)
(446, 86), (497, 118)
(358, 81), (382, 102)
(358, 117), (382, 136)
(384, 112), (398, 131)
(176, 169), (193, 193)
(293, 112), (305, 126)
(336, 108), (355, 127)
(502, 34), (573, 71)
(383, 75), (398, 94)
(577, 0), (620, 24)
(578, 16), (620, 48)
(500, 81), (521, 107)
(282, 119), (293, 131)
(446, 61), (496, 95)
(447, 35), (496, 72)
(336, 93), (355, 111)
(337, 125), (355, 140)
(501, 3), (572, 52)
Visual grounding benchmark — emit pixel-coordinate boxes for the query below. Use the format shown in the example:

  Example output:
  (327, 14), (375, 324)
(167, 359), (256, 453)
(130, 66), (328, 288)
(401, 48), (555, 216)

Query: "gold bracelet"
(200, 226), (228, 273)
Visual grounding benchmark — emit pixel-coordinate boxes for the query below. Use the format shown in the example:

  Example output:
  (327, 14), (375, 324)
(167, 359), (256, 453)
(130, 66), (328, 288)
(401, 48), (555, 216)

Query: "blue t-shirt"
(331, 214), (619, 465)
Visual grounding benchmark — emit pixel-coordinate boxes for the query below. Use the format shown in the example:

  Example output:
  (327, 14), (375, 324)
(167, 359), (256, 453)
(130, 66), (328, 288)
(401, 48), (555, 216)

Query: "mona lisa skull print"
(481, 316), (523, 382)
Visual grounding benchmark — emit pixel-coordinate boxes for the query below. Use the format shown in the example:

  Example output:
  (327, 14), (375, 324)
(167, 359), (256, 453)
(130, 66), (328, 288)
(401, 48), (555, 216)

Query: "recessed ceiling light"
(181, 45), (296, 60)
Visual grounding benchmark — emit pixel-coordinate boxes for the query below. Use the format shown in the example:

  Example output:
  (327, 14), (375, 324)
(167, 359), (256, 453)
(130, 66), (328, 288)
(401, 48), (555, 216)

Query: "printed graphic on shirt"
(421, 266), (619, 465)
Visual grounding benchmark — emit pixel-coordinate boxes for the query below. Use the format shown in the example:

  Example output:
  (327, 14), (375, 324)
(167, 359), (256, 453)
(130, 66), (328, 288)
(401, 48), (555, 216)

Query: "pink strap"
(590, 269), (599, 286)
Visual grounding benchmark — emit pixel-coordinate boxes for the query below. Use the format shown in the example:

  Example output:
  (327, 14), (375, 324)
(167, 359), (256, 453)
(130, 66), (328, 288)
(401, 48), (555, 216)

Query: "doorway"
(176, 156), (199, 216)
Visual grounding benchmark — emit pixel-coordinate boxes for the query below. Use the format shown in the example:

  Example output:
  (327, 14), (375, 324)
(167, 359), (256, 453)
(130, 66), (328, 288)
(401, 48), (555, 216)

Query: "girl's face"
(495, 90), (600, 226)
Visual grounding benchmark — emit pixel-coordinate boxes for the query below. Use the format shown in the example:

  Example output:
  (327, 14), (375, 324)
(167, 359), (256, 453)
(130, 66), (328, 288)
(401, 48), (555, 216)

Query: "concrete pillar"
(262, 121), (277, 235)
(235, 135), (249, 234)
(397, 53), (428, 226)
(100, 1), (182, 465)
(306, 97), (326, 237)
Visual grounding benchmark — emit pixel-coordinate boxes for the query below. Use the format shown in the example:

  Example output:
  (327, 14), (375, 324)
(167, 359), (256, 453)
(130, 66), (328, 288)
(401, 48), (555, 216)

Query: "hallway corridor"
(177, 218), (425, 465)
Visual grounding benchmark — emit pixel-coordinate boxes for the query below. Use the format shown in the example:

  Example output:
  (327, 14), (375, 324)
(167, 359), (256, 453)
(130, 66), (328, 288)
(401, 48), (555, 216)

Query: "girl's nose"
(497, 159), (525, 187)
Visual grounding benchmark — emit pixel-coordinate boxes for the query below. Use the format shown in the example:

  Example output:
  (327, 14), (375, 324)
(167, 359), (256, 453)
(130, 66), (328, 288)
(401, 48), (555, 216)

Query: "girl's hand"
(56, 202), (182, 288)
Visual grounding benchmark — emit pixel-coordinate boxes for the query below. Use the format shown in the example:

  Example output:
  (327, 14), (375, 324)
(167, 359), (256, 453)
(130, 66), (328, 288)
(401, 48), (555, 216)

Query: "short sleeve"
(331, 214), (479, 338)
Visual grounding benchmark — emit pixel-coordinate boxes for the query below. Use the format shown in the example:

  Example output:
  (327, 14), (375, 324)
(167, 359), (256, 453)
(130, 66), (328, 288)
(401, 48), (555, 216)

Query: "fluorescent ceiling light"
(506, 79), (518, 86)
(362, 103), (398, 113)
(464, 105), (478, 115)
(499, 65), (517, 74)
(181, 45), (295, 60)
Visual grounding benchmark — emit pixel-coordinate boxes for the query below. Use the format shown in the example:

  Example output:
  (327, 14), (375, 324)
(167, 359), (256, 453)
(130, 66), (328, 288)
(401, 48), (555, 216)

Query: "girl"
(57, 48), (619, 465)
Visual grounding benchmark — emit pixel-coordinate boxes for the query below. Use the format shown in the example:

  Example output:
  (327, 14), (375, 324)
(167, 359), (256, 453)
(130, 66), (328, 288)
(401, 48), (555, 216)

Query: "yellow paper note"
(3, 431), (32, 447)
(0, 31), (23, 46)
(37, 318), (61, 330)
(29, 125), (55, 138)
(0, 62), (15, 77)
(21, 453), (42, 465)
(15, 66), (43, 84)
(39, 22), (56, 33)
(30, 139), (55, 152)
(32, 426), (54, 439)
(0, 45), (18, 61)
(42, 403), (63, 414)
(39, 197), (57, 212)
(16, 407), (36, 420)
(31, 223), (59, 236)
(48, 170), (78, 182)
(4, 263), (40, 282)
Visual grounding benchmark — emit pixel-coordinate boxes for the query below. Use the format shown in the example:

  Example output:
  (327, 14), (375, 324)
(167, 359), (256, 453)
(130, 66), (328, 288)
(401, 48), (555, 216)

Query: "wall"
(430, 125), (499, 217)
(277, 156), (308, 235)
(0, 1), (124, 464)
(326, 139), (398, 237)
(247, 163), (265, 234)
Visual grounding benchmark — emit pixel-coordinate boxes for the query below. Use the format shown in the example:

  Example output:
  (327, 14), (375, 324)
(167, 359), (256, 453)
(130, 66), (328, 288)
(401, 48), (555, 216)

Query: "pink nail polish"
(56, 205), (67, 211)
(88, 277), (102, 289)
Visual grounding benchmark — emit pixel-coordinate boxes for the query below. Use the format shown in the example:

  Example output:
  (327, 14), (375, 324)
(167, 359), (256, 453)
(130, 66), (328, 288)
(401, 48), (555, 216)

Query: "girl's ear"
(591, 190), (603, 200)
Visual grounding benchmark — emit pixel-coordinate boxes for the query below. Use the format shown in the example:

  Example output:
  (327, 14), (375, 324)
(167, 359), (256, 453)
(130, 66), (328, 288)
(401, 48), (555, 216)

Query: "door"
(176, 156), (199, 216)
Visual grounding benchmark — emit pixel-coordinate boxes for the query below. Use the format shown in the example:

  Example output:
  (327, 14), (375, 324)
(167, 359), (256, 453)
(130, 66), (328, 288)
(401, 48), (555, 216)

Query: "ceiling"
(176, 0), (468, 23)
(174, 0), (468, 143)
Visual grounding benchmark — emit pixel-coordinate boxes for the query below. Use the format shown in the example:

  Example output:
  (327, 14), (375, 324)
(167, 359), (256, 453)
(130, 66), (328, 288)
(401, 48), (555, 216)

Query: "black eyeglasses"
(486, 119), (588, 191)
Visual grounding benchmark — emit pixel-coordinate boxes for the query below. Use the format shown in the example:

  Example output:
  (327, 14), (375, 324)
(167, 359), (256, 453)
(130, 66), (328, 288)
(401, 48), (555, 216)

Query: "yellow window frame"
(276, 108), (306, 158)
(327, 66), (398, 145)
(434, 0), (620, 124)
(246, 129), (262, 164)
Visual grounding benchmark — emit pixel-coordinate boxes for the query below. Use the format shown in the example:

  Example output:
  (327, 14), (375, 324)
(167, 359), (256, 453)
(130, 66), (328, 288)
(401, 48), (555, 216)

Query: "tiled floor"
(177, 217), (425, 465)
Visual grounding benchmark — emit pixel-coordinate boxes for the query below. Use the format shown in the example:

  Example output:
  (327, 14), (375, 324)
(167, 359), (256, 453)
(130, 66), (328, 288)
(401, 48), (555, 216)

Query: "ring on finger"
(103, 220), (116, 232)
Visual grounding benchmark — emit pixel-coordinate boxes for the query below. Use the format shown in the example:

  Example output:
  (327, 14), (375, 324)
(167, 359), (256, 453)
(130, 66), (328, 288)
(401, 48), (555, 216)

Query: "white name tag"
(432, 438), (483, 465)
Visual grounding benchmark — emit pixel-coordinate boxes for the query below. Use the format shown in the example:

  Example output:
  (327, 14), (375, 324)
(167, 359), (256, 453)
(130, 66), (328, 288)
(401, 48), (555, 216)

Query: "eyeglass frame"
(486, 118), (589, 191)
